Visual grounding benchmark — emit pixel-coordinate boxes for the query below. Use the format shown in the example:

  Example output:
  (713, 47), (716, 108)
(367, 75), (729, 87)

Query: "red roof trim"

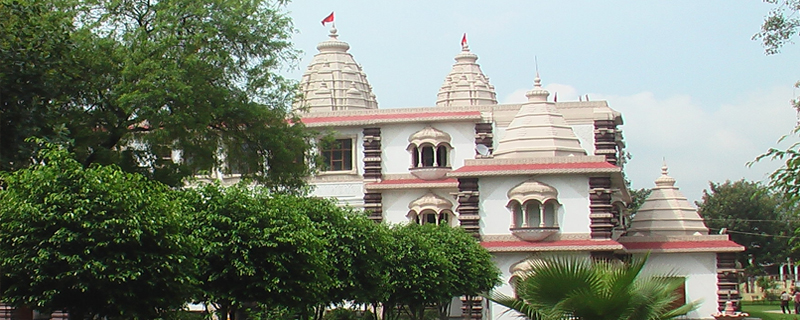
(368, 178), (457, 186)
(481, 239), (621, 249)
(454, 162), (617, 173)
(301, 111), (482, 124)
(621, 240), (744, 250)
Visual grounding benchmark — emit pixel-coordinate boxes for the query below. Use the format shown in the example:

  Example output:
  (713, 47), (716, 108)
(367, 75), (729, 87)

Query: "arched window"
(507, 179), (561, 233)
(408, 192), (455, 226)
(407, 126), (452, 169)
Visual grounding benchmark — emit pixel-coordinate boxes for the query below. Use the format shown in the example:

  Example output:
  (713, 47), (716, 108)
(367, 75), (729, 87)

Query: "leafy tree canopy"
(0, 0), (315, 190)
(696, 179), (798, 271)
(184, 183), (331, 320)
(0, 145), (200, 320)
(382, 224), (499, 320)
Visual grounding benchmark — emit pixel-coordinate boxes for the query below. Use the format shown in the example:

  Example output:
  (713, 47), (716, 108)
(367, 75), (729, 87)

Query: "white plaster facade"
(292, 27), (743, 320)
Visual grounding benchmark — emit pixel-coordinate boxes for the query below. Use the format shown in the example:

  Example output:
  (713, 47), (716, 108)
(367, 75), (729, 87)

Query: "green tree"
(381, 224), (499, 320)
(1, 0), (315, 189)
(487, 254), (697, 320)
(184, 184), (331, 320)
(696, 180), (796, 272)
(0, 0), (79, 171)
(0, 145), (199, 320)
(293, 198), (393, 320)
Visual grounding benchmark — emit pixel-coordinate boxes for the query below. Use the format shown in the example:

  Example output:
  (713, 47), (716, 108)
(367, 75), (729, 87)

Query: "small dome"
(296, 27), (378, 113)
(493, 74), (586, 158)
(435, 41), (497, 107)
(627, 164), (709, 236)
(408, 126), (452, 147)
(507, 179), (558, 205)
(409, 192), (454, 213)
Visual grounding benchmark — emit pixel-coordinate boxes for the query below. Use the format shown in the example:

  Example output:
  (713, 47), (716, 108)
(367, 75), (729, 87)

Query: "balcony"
(510, 226), (559, 242)
(409, 166), (451, 180)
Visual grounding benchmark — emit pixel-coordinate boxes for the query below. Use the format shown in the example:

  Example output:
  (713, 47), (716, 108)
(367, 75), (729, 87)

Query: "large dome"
(296, 27), (378, 112)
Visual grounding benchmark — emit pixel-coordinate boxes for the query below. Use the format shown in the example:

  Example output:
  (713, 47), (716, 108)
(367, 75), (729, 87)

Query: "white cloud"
(595, 86), (799, 203)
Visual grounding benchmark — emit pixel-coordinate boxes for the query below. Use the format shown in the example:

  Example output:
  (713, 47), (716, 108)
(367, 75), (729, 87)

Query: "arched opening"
(411, 146), (420, 167)
(421, 146), (435, 167)
(524, 201), (542, 227)
(511, 201), (524, 228)
(543, 200), (557, 227)
(436, 145), (448, 167)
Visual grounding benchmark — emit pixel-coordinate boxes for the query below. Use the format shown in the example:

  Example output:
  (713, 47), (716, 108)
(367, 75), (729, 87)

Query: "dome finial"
(655, 160), (676, 187)
(329, 25), (338, 39)
(525, 59), (549, 102)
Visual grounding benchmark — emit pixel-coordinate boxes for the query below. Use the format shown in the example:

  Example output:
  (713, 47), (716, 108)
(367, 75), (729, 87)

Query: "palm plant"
(486, 254), (697, 320)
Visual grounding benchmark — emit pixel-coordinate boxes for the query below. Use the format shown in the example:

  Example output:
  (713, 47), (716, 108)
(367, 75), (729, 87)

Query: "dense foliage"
(0, 0), (315, 189)
(488, 254), (697, 320)
(696, 180), (798, 271)
(0, 146), (199, 320)
(0, 147), (499, 320)
(382, 224), (500, 320)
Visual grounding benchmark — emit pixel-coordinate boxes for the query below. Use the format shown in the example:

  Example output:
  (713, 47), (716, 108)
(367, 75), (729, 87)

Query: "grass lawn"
(741, 303), (799, 320)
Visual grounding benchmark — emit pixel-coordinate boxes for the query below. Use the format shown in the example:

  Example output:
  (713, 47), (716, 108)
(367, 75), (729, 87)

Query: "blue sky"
(283, 1), (800, 203)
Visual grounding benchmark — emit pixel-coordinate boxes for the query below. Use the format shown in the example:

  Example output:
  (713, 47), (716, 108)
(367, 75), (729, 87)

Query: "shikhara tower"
(295, 26), (742, 320)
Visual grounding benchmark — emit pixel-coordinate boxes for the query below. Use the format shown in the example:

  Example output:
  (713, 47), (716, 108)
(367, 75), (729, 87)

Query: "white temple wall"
(309, 182), (365, 208)
(380, 122), (477, 175)
(638, 252), (719, 320)
(477, 175), (592, 236)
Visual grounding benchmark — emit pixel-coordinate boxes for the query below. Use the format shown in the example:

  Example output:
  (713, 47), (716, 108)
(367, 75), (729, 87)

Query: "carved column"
(362, 127), (382, 180)
(589, 177), (614, 240)
(593, 120), (618, 165)
(362, 128), (383, 222)
(716, 252), (740, 311)
(474, 123), (493, 158)
(456, 178), (481, 238)
(456, 177), (483, 320)
(363, 192), (383, 223)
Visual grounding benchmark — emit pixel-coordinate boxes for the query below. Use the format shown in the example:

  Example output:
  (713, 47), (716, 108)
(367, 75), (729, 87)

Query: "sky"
(282, 1), (800, 203)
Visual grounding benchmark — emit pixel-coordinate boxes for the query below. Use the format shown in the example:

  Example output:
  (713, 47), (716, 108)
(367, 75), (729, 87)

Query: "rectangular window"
(322, 138), (353, 171)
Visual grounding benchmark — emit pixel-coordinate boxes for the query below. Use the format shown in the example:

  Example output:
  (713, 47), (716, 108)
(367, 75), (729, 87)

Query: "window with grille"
(322, 138), (353, 171)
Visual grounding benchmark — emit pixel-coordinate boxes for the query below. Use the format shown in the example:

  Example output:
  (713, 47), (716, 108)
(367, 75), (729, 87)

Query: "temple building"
(296, 26), (743, 320)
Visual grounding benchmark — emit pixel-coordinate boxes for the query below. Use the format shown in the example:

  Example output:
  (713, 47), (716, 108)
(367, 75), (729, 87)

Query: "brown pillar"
(716, 252), (740, 311)
(456, 178), (480, 238)
(593, 119), (619, 165)
(589, 177), (614, 240)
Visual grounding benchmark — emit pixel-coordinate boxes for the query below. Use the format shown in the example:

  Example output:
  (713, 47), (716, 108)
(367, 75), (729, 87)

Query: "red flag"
(554, 92), (558, 102)
(461, 33), (467, 46)
(321, 12), (334, 26)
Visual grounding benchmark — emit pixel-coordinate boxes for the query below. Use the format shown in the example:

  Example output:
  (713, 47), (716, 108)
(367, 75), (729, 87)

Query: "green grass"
(741, 303), (798, 320)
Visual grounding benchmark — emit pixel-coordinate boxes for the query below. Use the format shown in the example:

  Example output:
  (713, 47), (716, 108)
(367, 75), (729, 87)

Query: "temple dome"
(296, 27), (378, 113)
(627, 164), (709, 236)
(493, 75), (586, 158)
(435, 41), (497, 107)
